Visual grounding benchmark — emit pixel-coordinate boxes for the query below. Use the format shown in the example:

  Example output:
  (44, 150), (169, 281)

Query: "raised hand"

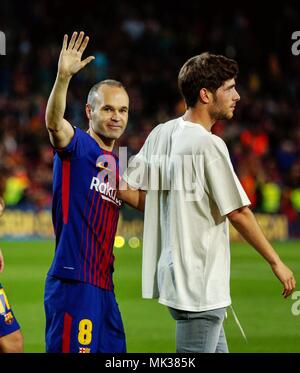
(57, 31), (95, 79)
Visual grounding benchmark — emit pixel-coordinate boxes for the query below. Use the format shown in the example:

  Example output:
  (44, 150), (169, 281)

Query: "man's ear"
(199, 88), (211, 104)
(85, 103), (92, 120)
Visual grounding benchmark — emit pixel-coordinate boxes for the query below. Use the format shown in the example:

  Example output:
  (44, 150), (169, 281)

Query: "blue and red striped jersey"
(48, 127), (122, 290)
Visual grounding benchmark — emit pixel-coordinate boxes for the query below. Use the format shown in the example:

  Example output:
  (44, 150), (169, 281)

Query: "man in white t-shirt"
(119, 52), (296, 352)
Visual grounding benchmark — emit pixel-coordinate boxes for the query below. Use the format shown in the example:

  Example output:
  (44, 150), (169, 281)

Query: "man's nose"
(111, 111), (120, 121)
(234, 89), (240, 101)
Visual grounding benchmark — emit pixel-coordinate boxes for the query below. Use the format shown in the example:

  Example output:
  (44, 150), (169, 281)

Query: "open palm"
(58, 31), (94, 78)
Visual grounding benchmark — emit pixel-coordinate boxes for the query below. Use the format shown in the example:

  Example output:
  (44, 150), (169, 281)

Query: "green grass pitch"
(0, 239), (299, 352)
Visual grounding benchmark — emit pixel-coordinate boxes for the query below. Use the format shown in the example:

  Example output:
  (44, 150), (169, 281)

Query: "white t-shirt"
(124, 116), (250, 311)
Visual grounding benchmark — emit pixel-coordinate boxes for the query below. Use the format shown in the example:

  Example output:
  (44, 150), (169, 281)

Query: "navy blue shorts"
(0, 283), (20, 338)
(44, 276), (126, 353)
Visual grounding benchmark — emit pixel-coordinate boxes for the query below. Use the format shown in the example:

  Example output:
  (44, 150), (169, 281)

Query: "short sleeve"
(55, 127), (89, 159)
(204, 137), (251, 216)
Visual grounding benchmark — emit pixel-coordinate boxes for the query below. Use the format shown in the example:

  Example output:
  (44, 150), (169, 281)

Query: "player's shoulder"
(74, 126), (104, 150)
(204, 133), (229, 157)
(53, 126), (95, 159)
(60, 125), (91, 146)
(148, 117), (180, 137)
(210, 133), (227, 149)
(74, 126), (92, 140)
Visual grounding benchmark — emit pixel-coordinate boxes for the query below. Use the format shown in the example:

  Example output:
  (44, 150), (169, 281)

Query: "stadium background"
(0, 0), (300, 352)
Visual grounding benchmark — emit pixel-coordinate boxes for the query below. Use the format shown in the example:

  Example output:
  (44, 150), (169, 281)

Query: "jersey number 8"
(78, 319), (93, 345)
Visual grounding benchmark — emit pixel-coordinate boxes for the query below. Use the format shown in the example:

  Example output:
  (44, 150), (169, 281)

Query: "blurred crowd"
(1, 1), (300, 235)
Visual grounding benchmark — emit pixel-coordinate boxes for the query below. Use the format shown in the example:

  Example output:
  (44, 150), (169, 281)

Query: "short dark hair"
(87, 79), (127, 109)
(178, 52), (239, 107)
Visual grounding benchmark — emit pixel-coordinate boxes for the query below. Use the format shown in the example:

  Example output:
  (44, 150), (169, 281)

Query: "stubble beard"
(211, 107), (233, 122)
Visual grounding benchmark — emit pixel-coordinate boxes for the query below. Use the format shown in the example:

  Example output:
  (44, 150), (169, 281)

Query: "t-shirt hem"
(142, 293), (159, 299)
(157, 298), (231, 312)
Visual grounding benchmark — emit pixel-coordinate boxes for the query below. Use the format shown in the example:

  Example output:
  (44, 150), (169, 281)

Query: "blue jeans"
(168, 307), (228, 353)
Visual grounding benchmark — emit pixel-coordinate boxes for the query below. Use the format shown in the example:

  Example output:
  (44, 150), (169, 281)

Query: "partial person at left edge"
(0, 196), (24, 352)
(44, 31), (129, 353)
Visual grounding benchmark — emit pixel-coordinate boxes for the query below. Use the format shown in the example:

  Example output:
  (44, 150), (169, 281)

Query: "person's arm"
(45, 31), (94, 149)
(0, 249), (4, 273)
(117, 181), (146, 212)
(0, 196), (4, 216)
(227, 206), (296, 298)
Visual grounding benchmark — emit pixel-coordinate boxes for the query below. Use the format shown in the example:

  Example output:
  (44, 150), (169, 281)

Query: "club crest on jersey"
(79, 346), (91, 353)
(4, 311), (14, 325)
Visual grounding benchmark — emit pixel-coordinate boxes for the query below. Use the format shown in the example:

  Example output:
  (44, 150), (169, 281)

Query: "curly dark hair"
(178, 52), (239, 107)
